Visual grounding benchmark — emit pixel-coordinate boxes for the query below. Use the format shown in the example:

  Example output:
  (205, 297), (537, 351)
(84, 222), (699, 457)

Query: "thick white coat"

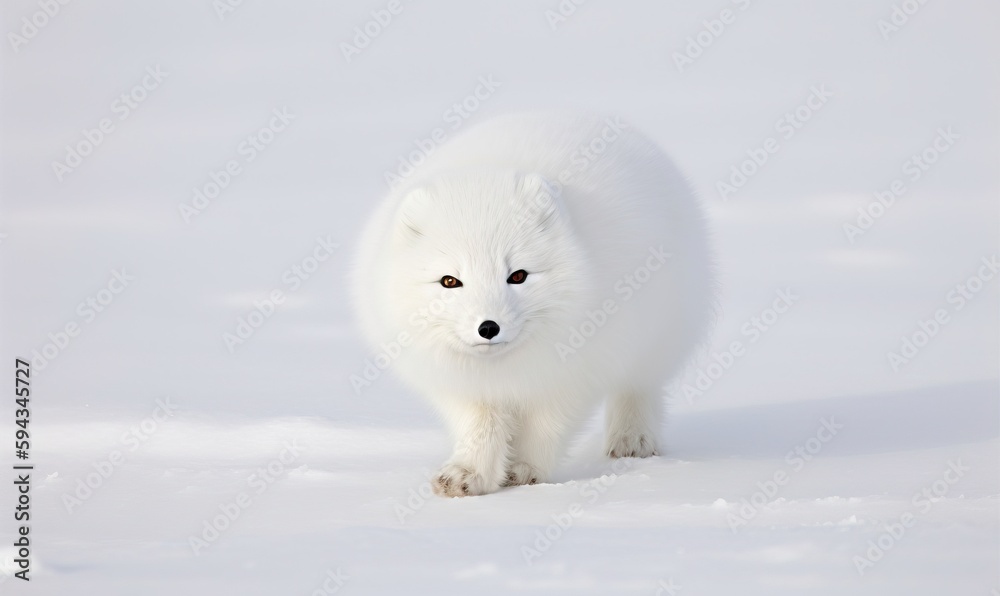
(353, 113), (714, 496)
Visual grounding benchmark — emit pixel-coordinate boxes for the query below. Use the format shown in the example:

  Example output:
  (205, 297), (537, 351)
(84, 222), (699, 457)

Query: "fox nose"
(478, 320), (500, 340)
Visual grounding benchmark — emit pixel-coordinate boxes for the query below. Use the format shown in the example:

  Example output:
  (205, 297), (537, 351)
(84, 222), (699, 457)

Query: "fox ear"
(515, 173), (564, 230)
(394, 186), (433, 240)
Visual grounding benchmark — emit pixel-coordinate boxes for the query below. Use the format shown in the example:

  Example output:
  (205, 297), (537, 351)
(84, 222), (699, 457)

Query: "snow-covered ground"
(1, 1), (997, 594)
(8, 381), (997, 594)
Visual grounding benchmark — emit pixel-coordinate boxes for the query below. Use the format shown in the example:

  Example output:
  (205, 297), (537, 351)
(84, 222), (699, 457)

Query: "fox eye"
(507, 270), (527, 284)
(440, 275), (462, 288)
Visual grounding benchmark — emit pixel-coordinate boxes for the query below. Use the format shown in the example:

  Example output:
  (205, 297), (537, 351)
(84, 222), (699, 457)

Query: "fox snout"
(477, 320), (501, 339)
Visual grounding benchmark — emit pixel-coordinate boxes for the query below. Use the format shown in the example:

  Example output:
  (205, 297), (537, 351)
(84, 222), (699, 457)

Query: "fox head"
(385, 170), (589, 359)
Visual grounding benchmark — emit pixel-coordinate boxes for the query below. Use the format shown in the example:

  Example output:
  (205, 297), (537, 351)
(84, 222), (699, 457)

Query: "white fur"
(352, 113), (714, 497)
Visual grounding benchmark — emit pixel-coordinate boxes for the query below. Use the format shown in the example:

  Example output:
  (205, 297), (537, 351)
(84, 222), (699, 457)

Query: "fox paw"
(503, 462), (541, 487)
(606, 433), (659, 458)
(432, 463), (497, 497)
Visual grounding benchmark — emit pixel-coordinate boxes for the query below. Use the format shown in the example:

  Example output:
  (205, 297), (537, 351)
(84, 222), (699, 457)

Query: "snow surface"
(1, 0), (997, 594)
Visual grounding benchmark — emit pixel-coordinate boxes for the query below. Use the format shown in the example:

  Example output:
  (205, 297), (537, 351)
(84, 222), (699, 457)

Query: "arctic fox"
(353, 113), (714, 497)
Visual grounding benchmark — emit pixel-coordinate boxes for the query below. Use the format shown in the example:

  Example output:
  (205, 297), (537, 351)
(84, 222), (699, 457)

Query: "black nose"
(478, 320), (500, 340)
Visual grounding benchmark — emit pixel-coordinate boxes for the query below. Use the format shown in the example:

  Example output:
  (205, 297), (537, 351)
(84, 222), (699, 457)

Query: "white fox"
(353, 113), (714, 496)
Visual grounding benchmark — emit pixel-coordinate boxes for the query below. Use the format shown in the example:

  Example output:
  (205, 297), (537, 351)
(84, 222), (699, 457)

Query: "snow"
(0, 0), (997, 594)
